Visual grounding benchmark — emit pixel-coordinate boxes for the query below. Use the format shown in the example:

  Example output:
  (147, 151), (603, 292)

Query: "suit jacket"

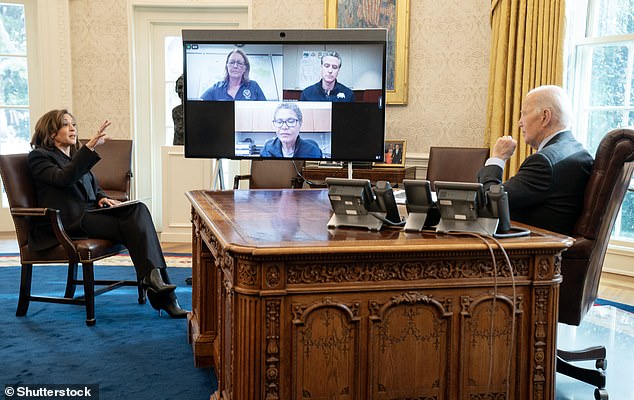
(27, 146), (106, 250)
(392, 149), (402, 164)
(477, 131), (593, 235)
(260, 136), (323, 159)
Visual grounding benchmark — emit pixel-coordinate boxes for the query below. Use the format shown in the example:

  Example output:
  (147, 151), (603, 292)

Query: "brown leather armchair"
(0, 153), (144, 326)
(80, 139), (133, 201)
(557, 128), (634, 400)
(233, 159), (305, 189)
(426, 146), (489, 191)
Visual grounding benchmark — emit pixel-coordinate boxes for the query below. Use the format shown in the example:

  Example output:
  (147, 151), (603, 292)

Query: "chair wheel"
(594, 388), (608, 400)
(86, 319), (96, 326)
(596, 358), (607, 370)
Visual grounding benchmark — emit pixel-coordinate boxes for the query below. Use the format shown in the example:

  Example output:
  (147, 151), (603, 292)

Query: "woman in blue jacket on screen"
(260, 102), (322, 159)
(200, 49), (266, 101)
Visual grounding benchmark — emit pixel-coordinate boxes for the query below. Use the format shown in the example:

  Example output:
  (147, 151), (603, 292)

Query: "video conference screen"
(182, 29), (387, 162)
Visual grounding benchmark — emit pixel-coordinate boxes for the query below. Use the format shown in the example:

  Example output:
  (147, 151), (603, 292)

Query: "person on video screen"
(260, 103), (323, 158)
(300, 51), (354, 102)
(200, 49), (266, 101)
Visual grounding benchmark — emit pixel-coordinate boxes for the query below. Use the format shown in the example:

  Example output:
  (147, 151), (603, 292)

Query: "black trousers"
(80, 202), (165, 279)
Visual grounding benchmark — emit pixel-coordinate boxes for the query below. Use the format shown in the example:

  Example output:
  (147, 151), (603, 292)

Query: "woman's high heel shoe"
(142, 268), (176, 294)
(147, 290), (189, 319)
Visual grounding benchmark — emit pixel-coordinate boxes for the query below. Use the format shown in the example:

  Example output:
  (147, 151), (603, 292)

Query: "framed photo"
(325, 0), (411, 105)
(376, 139), (406, 167)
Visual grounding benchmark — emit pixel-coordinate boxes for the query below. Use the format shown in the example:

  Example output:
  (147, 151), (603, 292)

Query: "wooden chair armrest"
(11, 207), (78, 260)
(10, 207), (51, 216)
(233, 174), (252, 189)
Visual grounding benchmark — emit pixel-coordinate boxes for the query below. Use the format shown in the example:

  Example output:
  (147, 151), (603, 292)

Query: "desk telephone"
(369, 180), (512, 232)
(400, 179), (525, 237)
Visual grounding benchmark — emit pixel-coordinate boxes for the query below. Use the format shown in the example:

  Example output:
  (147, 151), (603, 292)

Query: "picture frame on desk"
(325, 0), (410, 105)
(375, 139), (406, 167)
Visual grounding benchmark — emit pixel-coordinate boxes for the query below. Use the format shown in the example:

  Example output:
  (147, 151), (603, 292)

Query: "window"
(565, 0), (634, 240)
(165, 35), (183, 145)
(1, 1), (32, 213)
(0, 1), (31, 155)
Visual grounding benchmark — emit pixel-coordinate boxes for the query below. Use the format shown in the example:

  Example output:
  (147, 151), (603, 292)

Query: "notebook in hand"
(87, 199), (141, 213)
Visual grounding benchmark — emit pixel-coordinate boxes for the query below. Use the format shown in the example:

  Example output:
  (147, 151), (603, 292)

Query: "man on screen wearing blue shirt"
(300, 51), (354, 102)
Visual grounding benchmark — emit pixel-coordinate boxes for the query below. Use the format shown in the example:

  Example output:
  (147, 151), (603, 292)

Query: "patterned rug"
(0, 252), (192, 268)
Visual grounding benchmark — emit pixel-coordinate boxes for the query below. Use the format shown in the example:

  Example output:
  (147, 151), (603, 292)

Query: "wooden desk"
(301, 165), (416, 186)
(186, 189), (571, 400)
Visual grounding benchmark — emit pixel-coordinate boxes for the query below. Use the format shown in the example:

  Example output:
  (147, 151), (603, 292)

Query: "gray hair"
(273, 102), (303, 125)
(528, 85), (573, 130)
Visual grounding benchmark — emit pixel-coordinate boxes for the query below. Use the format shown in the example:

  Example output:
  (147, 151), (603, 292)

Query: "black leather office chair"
(426, 146), (489, 191)
(556, 128), (634, 400)
(233, 159), (305, 189)
(0, 153), (144, 326)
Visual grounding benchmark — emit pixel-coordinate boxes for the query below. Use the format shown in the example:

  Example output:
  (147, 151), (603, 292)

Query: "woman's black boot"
(142, 268), (176, 294)
(147, 290), (189, 319)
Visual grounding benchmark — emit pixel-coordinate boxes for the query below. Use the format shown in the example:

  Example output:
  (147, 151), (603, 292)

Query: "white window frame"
(565, 0), (634, 276)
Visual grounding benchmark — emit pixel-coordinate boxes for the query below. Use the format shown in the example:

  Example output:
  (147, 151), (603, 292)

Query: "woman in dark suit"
(28, 109), (187, 318)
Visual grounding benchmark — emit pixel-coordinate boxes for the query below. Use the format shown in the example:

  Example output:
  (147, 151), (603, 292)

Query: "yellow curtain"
(486, 0), (566, 178)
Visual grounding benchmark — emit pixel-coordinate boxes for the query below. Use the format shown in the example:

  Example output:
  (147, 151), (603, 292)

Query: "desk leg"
(188, 211), (218, 368)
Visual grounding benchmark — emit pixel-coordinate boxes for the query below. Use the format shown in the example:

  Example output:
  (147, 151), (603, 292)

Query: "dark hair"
(273, 102), (303, 126)
(223, 49), (251, 84)
(31, 109), (80, 154)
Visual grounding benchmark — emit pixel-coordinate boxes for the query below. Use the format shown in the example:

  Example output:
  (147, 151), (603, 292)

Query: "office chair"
(80, 139), (133, 201)
(233, 159), (305, 189)
(426, 146), (489, 191)
(0, 153), (145, 326)
(556, 128), (634, 400)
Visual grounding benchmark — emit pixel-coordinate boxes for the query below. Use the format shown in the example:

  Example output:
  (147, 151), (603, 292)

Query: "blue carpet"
(0, 264), (217, 400)
(595, 297), (634, 313)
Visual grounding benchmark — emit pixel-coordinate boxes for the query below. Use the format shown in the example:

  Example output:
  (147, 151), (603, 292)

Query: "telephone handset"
(371, 180), (402, 225)
(483, 184), (530, 238)
(485, 184), (511, 233)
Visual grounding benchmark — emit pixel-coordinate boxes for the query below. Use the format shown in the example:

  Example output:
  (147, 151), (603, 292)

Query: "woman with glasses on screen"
(200, 49), (266, 101)
(260, 103), (322, 158)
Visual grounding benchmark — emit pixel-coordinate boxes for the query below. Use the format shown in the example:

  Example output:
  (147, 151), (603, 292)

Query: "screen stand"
(404, 212), (429, 232)
(212, 159), (225, 190)
(435, 217), (499, 236)
(327, 213), (384, 231)
(348, 162), (353, 179)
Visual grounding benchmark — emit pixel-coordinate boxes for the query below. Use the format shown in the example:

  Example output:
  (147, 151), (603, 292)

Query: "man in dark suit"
(477, 85), (593, 235)
(392, 144), (403, 165)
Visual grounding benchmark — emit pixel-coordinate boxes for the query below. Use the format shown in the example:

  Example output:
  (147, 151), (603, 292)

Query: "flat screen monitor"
(182, 29), (387, 162)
